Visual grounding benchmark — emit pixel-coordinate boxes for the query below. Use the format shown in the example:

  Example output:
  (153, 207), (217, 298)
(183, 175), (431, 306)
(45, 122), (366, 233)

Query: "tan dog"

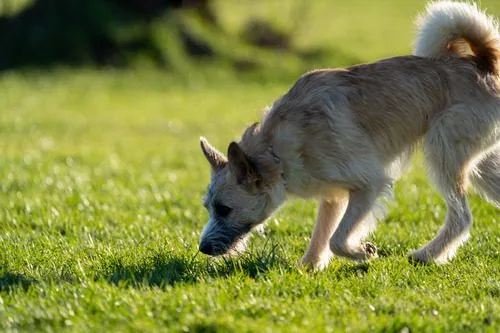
(198, 1), (500, 270)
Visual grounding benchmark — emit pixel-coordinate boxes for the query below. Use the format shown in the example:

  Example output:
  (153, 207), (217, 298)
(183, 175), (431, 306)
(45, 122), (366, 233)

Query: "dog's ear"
(227, 142), (261, 187)
(200, 137), (227, 172)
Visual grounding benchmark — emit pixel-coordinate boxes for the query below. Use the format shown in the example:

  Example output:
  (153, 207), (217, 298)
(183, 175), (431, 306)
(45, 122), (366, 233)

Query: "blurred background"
(0, 0), (443, 76)
(1, 0), (500, 75)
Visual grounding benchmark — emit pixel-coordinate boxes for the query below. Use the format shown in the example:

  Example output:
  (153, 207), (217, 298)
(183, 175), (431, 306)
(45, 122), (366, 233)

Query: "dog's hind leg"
(410, 108), (481, 264)
(300, 189), (349, 270)
(470, 146), (500, 208)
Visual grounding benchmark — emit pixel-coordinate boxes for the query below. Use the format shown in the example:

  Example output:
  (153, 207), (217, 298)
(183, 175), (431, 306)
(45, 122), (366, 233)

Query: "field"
(0, 1), (499, 332)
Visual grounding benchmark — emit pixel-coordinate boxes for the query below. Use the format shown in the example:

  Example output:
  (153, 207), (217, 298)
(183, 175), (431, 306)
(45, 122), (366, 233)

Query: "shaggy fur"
(198, 1), (500, 269)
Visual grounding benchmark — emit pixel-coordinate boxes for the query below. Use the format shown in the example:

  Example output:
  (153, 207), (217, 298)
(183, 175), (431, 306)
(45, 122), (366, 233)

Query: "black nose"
(199, 240), (213, 255)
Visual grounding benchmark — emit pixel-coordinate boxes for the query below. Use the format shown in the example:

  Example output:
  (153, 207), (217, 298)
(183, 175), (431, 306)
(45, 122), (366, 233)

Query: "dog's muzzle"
(198, 239), (215, 255)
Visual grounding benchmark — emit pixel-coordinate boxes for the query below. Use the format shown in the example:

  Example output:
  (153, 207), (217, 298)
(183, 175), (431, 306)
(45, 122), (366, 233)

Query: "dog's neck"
(240, 108), (308, 196)
(268, 146), (281, 164)
(257, 120), (323, 198)
(268, 146), (286, 181)
(239, 127), (288, 192)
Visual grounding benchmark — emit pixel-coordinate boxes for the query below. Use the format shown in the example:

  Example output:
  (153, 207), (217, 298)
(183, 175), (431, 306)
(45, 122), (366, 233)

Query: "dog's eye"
(214, 203), (232, 217)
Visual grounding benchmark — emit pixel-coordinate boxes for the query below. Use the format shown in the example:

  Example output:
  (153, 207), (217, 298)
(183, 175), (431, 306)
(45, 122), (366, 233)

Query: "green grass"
(1, 1), (499, 332)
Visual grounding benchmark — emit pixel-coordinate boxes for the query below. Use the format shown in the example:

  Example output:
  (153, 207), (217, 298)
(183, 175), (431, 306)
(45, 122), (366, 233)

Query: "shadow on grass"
(189, 322), (235, 333)
(105, 241), (289, 288)
(0, 272), (38, 292)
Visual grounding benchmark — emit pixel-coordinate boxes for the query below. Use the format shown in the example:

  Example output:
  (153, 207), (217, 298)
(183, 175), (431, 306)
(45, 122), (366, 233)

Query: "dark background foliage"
(0, 0), (311, 71)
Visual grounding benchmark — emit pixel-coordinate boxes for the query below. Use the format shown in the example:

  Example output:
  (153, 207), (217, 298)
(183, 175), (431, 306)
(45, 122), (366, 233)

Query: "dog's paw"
(408, 249), (434, 265)
(363, 242), (378, 259)
(298, 254), (331, 271)
(330, 240), (378, 261)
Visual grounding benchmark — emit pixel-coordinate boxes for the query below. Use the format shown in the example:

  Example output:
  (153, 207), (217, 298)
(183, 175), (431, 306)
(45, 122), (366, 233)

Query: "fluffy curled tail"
(414, 1), (500, 75)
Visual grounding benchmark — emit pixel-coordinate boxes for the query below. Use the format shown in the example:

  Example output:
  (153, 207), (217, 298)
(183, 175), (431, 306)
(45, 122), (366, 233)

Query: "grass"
(0, 1), (499, 332)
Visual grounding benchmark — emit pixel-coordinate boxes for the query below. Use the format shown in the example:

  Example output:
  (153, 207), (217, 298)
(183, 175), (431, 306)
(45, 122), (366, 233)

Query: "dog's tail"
(414, 1), (500, 75)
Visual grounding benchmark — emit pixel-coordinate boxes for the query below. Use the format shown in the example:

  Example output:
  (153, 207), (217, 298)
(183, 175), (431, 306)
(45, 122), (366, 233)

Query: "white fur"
(414, 1), (499, 58)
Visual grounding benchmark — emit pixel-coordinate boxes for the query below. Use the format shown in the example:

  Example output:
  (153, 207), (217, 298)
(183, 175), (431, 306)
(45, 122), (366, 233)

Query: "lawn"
(0, 1), (499, 332)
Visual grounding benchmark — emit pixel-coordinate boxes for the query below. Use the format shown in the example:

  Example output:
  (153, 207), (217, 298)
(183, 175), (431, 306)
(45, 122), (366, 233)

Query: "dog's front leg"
(300, 192), (348, 271)
(329, 186), (382, 261)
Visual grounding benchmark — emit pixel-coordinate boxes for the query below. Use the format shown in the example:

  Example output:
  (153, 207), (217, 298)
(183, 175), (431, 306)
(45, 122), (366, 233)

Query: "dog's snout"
(199, 240), (214, 255)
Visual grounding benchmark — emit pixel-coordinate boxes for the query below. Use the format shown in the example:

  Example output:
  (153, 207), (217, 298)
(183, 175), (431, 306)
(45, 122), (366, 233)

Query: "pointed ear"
(200, 137), (227, 172)
(227, 142), (260, 186)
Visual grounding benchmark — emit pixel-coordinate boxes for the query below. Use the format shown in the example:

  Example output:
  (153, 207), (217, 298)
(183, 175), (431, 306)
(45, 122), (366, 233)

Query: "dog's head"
(198, 135), (285, 256)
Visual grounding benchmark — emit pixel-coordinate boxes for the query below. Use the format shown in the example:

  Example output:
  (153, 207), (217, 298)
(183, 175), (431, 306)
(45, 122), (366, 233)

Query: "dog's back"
(265, 1), (500, 169)
(275, 54), (498, 164)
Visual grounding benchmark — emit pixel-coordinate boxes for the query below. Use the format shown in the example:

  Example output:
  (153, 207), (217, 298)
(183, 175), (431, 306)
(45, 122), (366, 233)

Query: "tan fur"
(198, 1), (500, 268)
(299, 189), (349, 270)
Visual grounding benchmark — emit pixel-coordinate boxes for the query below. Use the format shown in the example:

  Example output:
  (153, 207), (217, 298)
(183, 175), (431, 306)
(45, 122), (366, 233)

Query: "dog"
(198, 1), (500, 270)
